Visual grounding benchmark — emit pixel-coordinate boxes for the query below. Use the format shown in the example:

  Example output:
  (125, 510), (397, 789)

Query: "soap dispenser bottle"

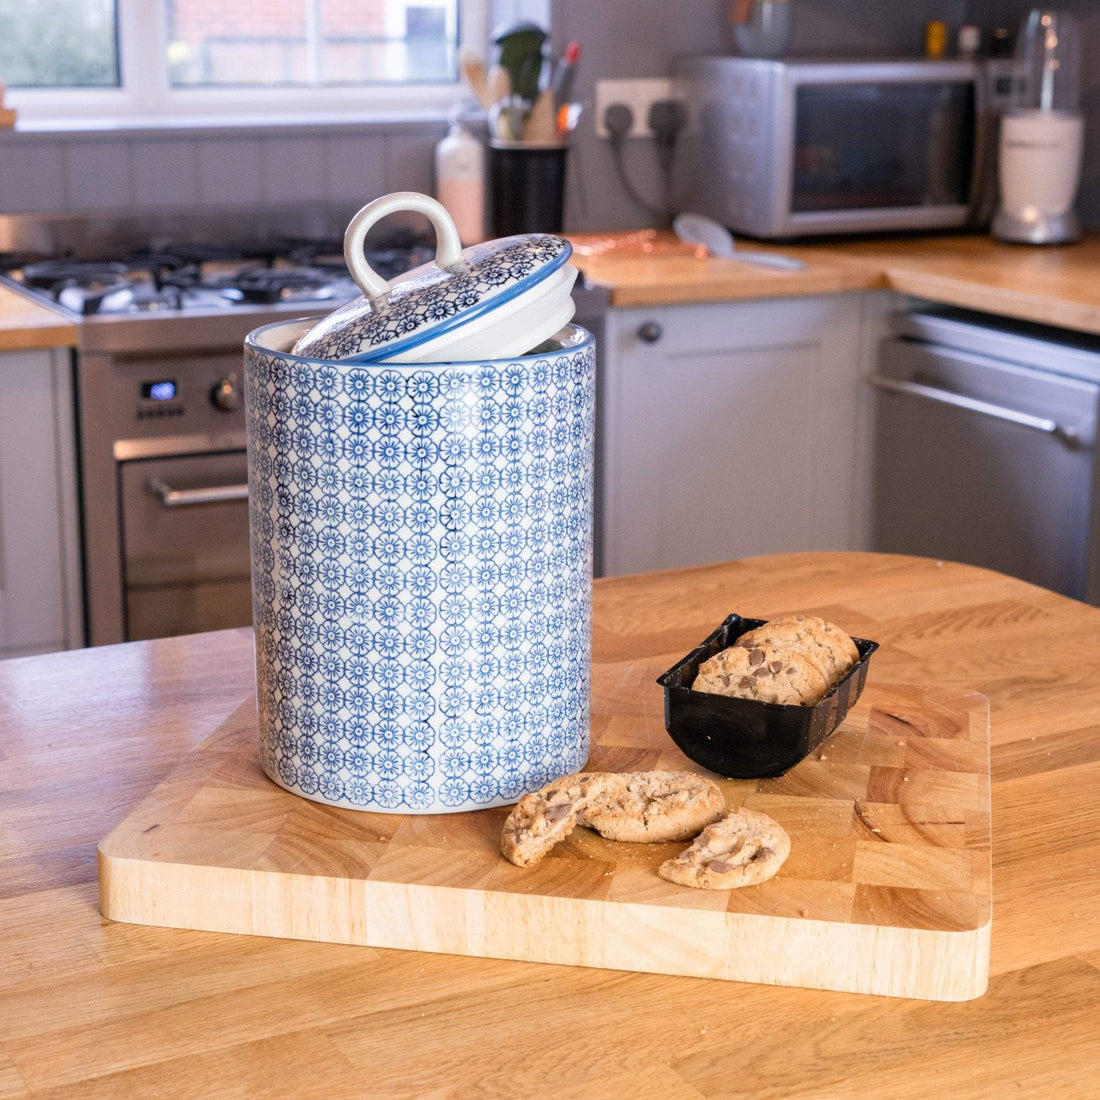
(434, 111), (486, 246)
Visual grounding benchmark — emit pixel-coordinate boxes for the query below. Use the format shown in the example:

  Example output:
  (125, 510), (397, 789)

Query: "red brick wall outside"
(168, 0), (388, 40)
(166, 0), (453, 85)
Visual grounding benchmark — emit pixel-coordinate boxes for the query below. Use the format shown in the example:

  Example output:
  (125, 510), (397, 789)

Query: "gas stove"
(1, 234), (433, 349)
(0, 220), (436, 647)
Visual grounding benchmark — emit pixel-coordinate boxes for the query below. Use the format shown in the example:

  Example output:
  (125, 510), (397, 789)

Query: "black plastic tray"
(656, 614), (879, 779)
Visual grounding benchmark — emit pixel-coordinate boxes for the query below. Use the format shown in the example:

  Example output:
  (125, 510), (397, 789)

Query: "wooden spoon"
(458, 48), (492, 109)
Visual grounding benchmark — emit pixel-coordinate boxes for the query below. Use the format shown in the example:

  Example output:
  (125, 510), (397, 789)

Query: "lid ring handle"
(343, 191), (464, 301)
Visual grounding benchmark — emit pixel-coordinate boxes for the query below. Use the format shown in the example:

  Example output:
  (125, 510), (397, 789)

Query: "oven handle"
(147, 478), (250, 508)
(869, 374), (1083, 449)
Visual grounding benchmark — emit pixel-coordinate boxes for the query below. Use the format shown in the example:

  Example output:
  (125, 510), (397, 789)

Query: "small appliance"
(673, 57), (980, 239)
(993, 9), (1084, 244)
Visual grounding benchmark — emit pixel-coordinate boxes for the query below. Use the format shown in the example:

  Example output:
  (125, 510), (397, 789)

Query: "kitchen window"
(3, 0), (488, 125)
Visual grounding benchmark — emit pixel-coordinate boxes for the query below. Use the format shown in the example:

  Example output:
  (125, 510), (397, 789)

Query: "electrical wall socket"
(595, 77), (674, 138)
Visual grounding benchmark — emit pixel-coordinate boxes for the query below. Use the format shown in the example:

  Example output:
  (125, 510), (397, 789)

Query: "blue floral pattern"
(292, 235), (571, 363)
(245, 327), (594, 813)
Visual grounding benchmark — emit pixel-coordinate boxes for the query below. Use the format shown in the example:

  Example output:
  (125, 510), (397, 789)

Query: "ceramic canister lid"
(291, 191), (576, 363)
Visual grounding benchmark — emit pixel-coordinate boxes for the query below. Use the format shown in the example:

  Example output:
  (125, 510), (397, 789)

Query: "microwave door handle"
(869, 374), (1083, 448)
(148, 478), (250, 507)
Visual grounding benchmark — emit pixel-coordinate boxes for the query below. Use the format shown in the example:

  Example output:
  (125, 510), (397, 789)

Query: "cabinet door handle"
(148, 479), (250, 507)
(869, 374), (1083, 449)
(637, 320), (662, 344)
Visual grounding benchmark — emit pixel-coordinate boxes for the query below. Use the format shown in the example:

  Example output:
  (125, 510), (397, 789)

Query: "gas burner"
(22, 259), (131, 290)
(0, 250), (52, 273)
(276, 237), (346, 267)
(117, 251), (192, 275)
(232, 268), (337, 305)
(154, 242), (281, 266)
(22, 261), (137, 315)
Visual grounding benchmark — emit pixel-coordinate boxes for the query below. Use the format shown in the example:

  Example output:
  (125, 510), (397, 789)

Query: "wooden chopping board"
(98, 664), (991, 1001)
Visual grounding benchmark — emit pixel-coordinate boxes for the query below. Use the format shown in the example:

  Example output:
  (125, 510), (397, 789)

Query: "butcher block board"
(99, 672), (992, 1001)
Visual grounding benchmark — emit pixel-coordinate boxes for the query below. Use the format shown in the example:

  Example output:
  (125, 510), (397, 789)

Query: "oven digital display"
(142, 380), (178, 401)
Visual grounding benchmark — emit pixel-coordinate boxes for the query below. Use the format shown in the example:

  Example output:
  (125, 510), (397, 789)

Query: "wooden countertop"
(2, 551), (1098, 1096)
(571, 230), (1100, 335)
(0, 283), (77, 350)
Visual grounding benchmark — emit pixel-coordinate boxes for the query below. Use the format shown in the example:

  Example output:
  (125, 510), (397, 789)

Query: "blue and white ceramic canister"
(243, 311), (595, 813)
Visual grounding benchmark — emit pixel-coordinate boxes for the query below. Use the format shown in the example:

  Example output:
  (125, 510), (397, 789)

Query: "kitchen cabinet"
(597, 293), (880, 576)
(0, 347), (83, 656)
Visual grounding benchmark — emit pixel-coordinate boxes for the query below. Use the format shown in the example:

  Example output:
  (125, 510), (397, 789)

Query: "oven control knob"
(211, 378), (240, 412)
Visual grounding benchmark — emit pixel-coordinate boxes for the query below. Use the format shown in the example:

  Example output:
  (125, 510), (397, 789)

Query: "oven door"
(119, 450), (252, 641)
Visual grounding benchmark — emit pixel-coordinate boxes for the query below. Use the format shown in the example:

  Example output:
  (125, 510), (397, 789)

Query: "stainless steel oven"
(118, 448), (251, 640)
(77, 317), (279, 645)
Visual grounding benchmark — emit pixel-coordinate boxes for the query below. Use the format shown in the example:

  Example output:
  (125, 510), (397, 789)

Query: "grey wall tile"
(197, 136), (263, 205)
(383, 131), (437, 196)
(0, 142), (65, 213)
(130, 139), (199, 208)
(324, 134), (387, 204)
(63, 140), (132, 211)
(261, 135), (326, 203)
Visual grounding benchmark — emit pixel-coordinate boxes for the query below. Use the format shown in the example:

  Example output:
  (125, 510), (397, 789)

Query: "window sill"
(0, 110), (453, 140)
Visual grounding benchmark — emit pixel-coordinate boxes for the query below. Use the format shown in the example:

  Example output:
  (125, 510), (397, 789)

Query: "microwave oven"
(673, 57), (981, 239)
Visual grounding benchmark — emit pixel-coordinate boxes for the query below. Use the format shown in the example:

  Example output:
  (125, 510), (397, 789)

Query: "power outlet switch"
(595, 77), (674, 138)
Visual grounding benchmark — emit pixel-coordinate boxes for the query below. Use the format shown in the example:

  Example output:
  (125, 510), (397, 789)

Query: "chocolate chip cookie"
(579, 770), (726, 843)
(658, 808), (791, 890)
(500, 772), (614, 868)
(735, 614), (859, 684)
(693, 641), (830, 706)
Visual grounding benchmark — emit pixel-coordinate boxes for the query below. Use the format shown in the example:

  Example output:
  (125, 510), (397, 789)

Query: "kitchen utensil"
(291, 191), (578, 363)
(551, 40), (580, 106)
(491, 19), (547, 103)
(993, 9), (1084, 244)
(657, 614), (878, 778)
(101, 676), (991, 1000)
(672, 212), (805, 270)
(506, 95), (526, 144)
(458, 47), (492, 108)
(487, 64), (511, 105)
(524, 88), (558, 143)
(556, 101), (582, 139)
(487, 102), (514, 141)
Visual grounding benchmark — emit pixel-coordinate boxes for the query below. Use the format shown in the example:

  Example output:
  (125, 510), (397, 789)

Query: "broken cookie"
(658, 808), (790, 890)
(500, 770), (726, 867)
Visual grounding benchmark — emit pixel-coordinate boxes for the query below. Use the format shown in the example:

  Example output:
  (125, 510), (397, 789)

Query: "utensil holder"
(244, 318), (595, 813)
(489, 142), (568, 235)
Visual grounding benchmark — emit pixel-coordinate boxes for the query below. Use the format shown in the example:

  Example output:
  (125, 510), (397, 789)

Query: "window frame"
(7, 0), (487, 127)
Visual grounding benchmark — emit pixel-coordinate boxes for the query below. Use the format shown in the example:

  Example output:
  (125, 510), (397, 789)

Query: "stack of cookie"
(692, 614), (860, 707)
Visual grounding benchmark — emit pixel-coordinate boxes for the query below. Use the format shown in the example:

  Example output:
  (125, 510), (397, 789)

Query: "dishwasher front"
(871, 308), (1100, 602)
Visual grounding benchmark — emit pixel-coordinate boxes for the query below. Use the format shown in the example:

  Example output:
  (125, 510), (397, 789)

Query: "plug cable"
(604, 103), (668, 219)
